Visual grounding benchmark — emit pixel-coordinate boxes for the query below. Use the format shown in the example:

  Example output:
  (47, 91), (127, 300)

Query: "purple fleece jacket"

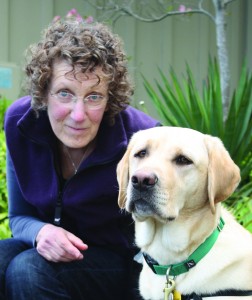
(4, 95), (160, 250)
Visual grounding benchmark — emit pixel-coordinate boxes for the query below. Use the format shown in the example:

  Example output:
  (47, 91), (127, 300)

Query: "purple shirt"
(5, 96), (160, 249)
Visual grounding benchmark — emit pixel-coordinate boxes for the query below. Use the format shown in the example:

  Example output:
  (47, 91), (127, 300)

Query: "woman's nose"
(70, 100), (87, 122)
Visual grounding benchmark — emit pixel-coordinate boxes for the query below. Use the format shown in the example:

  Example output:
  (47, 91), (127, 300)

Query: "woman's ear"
(204, 135), (241, 214)
(117, 147), (131, 209)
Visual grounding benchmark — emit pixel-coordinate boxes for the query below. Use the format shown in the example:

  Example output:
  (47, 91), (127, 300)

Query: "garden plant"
(0, 97), (12, 239)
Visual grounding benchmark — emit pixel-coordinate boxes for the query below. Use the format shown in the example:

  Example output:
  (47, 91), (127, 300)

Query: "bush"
(0, 97), (12, 239)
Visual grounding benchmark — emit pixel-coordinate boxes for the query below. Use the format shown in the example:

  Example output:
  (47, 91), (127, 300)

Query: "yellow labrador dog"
(117, 127), (252, 300)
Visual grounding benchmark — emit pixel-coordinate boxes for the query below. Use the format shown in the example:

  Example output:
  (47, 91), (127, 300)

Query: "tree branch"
(86, 0), (240, 120)
(119, 8), (216, 23)
(86, 0), (216, 23)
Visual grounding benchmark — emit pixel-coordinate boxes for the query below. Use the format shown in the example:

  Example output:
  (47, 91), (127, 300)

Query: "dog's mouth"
(129, 198), (155, 217)
(128, 198), (176, 222)
(128, 197), (177, 223)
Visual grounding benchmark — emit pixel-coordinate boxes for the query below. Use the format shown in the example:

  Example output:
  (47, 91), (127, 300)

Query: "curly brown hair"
(25, 20), (134, 125)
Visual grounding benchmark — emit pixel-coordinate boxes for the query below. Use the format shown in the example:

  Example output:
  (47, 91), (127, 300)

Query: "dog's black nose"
(131, 171), (158, 191)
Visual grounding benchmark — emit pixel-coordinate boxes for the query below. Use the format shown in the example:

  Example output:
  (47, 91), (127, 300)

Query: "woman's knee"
(0, 239), (29, 292)
(6, 248), (49, 285)
(0, 239), (29, 264)
(5, 249), (71, 299)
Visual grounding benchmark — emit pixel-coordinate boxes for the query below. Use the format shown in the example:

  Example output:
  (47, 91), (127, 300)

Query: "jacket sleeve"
(7, 150), (47, 247)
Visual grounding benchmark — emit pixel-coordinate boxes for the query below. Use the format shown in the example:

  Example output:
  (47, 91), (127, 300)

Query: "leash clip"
(163, 267), (176, 300)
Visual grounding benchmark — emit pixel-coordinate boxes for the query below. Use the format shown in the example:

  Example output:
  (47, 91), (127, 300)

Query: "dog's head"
(117, 127), (240, 222)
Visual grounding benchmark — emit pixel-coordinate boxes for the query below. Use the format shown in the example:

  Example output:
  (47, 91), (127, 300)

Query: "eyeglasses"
(50, 91), (107, 110)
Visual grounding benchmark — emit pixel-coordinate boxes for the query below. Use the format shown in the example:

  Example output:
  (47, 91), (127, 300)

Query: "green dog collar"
(143, 217), (225, 277)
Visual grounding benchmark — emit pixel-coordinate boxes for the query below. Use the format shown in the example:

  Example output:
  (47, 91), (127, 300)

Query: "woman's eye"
(86, 94), (103, 102)
(134, 149), (147, 158)
(58, 90), (72, 98)
(174, 155), (193, 165)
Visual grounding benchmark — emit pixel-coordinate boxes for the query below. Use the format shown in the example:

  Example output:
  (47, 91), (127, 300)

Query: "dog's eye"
(174, 155), (193, 165)
(134, 149), (147, 158)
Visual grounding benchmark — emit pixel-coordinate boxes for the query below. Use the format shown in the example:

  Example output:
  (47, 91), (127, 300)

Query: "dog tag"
(163, 278), (175, 300)
(173, 289), (181, 300)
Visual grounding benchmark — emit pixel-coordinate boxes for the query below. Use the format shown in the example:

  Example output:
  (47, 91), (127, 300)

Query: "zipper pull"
(54, 192), (62, 226)
(53, 205), (62, 225)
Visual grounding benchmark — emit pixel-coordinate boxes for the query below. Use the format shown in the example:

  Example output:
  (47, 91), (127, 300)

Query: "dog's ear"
(117, 144), (132, 208)
(204, 135), (240, 214)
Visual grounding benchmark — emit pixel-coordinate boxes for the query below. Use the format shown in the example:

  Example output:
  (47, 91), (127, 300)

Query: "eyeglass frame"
(49, 91), (108, 110)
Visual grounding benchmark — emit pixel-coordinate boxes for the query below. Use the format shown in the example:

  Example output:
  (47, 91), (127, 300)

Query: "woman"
(0, 20), (159, 299)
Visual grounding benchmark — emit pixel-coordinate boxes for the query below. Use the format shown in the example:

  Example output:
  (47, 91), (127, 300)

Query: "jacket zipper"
(54, 190), (63, 226)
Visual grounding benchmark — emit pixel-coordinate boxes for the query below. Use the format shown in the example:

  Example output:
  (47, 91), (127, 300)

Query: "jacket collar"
(17, 106), (129, 165)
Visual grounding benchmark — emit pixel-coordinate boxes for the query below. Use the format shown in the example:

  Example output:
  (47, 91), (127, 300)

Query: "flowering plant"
(178, 4), (192, 13)
(53, 8), (94, 24)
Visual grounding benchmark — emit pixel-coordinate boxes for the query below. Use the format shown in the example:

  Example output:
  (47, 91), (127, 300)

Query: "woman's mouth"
(66, 125), (88, 135)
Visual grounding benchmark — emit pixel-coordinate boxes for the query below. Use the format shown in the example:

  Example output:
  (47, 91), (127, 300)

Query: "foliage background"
(0, 98), (12, 239)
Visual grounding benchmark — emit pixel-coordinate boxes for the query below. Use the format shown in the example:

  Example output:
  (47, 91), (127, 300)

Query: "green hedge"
(0, 98), (12, 239)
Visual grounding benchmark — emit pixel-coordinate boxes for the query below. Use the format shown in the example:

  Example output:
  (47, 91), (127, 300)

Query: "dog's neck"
(135, 204), (221, 266)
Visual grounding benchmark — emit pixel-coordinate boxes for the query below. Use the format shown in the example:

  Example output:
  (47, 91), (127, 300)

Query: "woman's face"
(47, 60), (108, 149)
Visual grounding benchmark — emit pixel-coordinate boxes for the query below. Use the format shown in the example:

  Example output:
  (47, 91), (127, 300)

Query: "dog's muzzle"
(128, 170), (158, 218)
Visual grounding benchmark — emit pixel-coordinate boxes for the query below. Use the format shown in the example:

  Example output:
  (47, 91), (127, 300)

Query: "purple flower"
(85, 16), (94, 24)
(178, 5), (186, 12)
(76, 14), (84, 22)
(66, 8), (77, 18)
(52, 15), (61, 23)
(53, 8), (94, 24)
(178, 4), (192, 13)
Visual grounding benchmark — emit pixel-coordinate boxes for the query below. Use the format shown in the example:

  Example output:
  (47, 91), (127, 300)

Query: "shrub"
(0, 97), (12, 239)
